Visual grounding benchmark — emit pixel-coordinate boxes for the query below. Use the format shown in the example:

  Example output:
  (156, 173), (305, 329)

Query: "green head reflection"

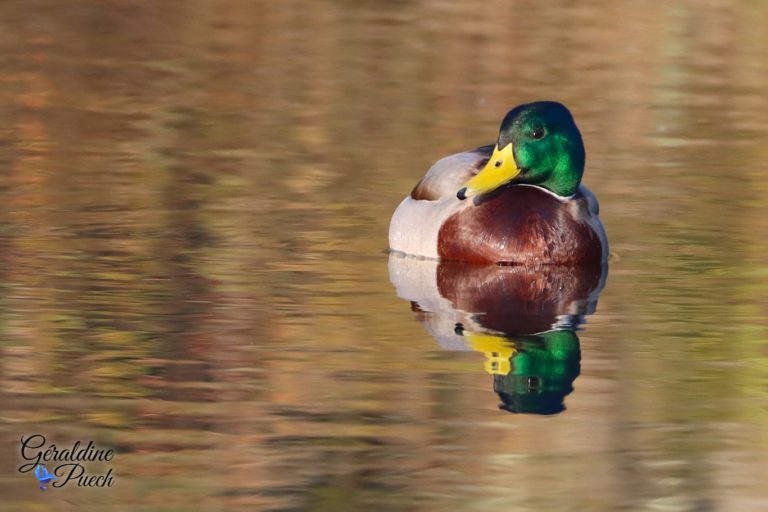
(457, 326), (581, 415)
(492, 331), (581, 415)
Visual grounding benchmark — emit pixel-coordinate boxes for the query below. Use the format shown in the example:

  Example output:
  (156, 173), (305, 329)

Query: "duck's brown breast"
(437, 186), (603, 265)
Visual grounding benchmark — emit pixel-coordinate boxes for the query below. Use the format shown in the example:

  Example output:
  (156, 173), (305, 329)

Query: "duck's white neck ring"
(517, 183), (575, 202)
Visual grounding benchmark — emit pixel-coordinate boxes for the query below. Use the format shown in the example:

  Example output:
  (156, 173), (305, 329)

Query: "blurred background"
(1, 0), (767, 510)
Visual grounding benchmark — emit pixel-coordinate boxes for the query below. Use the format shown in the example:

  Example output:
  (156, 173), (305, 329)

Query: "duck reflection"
(389, 255), (607, 414)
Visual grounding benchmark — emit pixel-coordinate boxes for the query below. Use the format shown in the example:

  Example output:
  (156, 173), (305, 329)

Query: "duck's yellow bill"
(457, 143), (520, 200)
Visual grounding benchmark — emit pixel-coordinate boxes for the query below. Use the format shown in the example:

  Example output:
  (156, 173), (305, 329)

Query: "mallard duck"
(389, 101), (607, 265)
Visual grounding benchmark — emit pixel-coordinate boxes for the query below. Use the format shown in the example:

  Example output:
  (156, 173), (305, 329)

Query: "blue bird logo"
(34, 464), (55, 491)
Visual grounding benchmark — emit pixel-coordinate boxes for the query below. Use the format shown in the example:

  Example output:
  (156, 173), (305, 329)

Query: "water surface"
(1, 1), (767, 511)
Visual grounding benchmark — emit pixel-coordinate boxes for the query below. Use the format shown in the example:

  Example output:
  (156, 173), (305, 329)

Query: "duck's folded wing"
(576, 184), (609, 262)
(409, 145), (493, 201)
(389, 145), (492, 259)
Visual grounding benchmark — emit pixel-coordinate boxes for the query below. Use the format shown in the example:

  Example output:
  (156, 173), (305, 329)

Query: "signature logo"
(34, 464), (55, 491)
(19, 435), (115, 490)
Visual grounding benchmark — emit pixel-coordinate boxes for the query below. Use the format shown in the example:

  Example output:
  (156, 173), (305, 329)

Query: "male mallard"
(389, 101), (607, 265)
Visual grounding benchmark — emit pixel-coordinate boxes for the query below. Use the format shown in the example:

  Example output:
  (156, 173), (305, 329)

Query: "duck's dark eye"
(531, 128), (545, 139)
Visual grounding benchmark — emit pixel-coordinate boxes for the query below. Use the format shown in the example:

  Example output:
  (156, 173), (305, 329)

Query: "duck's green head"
(458, 101), (585, 199)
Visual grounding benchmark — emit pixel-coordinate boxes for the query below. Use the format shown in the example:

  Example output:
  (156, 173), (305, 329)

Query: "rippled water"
(1, 1), (767, 511)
